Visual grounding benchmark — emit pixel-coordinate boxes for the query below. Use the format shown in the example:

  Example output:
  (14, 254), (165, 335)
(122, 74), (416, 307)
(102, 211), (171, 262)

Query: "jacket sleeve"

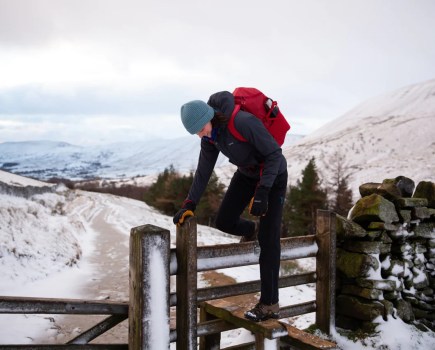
(234, 112), (284, 188)
(187, 138), (220, 204)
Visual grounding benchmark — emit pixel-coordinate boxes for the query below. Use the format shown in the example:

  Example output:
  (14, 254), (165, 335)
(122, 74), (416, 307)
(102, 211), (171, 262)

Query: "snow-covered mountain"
(0, 135), (304, 181)
(282, 79), (435, 196)
(0, 138), (208, 180)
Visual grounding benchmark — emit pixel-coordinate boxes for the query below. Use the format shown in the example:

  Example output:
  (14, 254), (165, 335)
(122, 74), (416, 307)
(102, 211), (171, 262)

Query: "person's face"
(196, 121), (212, 138)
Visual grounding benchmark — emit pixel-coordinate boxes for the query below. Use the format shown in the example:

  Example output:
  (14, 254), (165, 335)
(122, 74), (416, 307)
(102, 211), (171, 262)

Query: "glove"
(249, 186), (270, 217)
(173, 200), (196, 226)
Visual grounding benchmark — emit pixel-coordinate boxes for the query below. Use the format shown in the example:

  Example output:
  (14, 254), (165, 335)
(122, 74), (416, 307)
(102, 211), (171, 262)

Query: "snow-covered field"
(1, 170), (434, 348)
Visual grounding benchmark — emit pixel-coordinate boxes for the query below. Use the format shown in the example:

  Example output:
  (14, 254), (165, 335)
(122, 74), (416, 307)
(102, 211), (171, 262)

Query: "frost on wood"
(129, 224), (170, 350)
(148, 248), (170, 349)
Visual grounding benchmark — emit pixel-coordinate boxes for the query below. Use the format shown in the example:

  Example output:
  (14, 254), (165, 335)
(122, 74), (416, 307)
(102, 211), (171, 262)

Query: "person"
(173, 90), (288, 322)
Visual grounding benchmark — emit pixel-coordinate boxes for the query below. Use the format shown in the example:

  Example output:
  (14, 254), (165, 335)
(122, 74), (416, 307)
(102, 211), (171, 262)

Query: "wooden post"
(176, 216), (198, 350)
(129, 224), (170, 350)
(315, 210), (336, 334)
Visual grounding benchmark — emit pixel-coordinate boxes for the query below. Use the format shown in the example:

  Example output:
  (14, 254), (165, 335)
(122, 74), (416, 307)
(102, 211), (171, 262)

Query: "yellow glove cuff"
(176, 210), (194, 227)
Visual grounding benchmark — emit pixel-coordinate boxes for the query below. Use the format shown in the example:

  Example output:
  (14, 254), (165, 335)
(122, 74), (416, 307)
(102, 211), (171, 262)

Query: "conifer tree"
(144, 165), (224, 226)
(333, 176), (353, 216)
(283, 157), (328, 237)
(324, 151), (354, 216)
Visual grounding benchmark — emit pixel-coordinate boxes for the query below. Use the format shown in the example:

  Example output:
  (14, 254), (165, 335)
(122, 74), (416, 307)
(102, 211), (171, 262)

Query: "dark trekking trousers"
(215, 169), (288, 305)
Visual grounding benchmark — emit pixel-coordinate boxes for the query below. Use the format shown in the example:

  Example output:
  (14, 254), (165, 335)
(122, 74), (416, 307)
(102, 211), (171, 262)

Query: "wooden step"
(201, 299), (337, 350)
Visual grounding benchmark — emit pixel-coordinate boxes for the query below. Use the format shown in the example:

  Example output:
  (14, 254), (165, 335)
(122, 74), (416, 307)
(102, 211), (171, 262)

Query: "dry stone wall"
(335, 176), (435, 332)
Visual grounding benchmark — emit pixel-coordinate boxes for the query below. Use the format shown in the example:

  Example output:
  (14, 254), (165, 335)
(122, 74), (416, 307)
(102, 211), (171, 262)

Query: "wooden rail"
(130, 209), (336, 349)
(1, 210), (336, 349)
(0, 297), (128, 348)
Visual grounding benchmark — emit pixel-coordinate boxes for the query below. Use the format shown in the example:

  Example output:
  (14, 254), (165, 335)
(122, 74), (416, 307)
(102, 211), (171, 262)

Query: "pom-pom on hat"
(180, 100), (214, 134)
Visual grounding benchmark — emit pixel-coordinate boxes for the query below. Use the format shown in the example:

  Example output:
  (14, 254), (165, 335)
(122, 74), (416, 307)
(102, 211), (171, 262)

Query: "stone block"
(413, 222), (435, 239)
(336, 295), (385, 321)
(336, 214), (367, 240)
(337, 248), (379, 278)
(390, 176), (415, 197)
(412, 297), (435, 312)
(367, 230), (383, 240)
(356, 278), (397, 291)
(359, 182), (382, 198)
(399, 210), (412, 223)
(360, 321), (382, 333)
(342, 240), (390, 254)
(412, 207), (431, 220)
(383, 290), (400, 300)
(335, 314), (361, 330)
(395, 299), (415, 322)
(350, 194), (399, 226)
(341, 284), (384, 300)
(413, 307), (435, 320)
(395, 197), (428, 209)
(367, 222), (400, 231)
(413, 181), (435, 208)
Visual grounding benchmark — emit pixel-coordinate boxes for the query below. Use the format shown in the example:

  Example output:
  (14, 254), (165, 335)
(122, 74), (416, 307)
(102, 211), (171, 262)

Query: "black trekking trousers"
(215, 169), (288, 305)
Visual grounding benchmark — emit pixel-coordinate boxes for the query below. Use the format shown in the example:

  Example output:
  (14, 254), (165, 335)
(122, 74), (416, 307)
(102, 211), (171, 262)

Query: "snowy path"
(34, 194), (130, 344)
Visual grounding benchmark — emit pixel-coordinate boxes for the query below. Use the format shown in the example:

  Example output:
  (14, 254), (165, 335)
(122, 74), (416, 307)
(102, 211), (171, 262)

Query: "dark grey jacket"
(187, 91), (287, 205)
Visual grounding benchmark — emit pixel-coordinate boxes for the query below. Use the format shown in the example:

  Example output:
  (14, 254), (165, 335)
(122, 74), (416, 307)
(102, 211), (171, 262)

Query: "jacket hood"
(207, 91), (235, 116)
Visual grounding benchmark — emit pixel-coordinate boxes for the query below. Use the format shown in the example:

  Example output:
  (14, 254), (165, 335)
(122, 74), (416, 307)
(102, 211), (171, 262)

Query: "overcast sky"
(1, 0), (435, 145)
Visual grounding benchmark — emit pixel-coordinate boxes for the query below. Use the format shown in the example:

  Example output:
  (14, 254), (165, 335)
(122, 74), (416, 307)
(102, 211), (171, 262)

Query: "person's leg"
(215, 170), (257, 237)
(258, 170), (288, 305)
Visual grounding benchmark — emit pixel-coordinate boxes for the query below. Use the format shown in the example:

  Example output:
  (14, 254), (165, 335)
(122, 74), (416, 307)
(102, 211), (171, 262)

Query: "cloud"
(1, 0), (435, 144)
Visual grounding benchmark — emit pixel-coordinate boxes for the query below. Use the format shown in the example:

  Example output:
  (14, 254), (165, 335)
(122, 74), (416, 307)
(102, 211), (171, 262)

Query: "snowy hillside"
(281, 79), (435, 196)
(0, 135), (304, 181)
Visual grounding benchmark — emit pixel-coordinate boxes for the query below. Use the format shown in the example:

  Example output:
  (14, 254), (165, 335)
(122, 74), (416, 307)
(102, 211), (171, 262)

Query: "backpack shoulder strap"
(228, 104), (247, 142)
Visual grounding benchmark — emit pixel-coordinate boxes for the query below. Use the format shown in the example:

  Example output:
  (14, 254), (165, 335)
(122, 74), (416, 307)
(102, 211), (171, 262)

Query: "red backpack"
(228, 87), (291, 146)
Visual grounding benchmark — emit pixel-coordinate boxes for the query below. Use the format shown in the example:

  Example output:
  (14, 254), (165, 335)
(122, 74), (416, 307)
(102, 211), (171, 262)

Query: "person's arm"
(187, 138), (220, 204)
(173, 138), (220, 225)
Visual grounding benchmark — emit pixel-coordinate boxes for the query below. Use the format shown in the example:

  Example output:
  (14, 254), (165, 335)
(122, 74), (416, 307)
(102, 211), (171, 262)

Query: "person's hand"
(173, 200), (196, 226)
(249, 186), (270, 216)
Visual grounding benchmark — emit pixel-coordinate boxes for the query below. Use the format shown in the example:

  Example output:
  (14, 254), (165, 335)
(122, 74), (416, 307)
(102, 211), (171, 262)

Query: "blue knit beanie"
(180, 100), (214, 134)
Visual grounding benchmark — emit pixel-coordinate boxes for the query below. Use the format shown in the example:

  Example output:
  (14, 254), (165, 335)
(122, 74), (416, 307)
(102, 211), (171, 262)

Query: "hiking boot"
(240, 221), (259, 243)
(244, 302), (280, 322)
